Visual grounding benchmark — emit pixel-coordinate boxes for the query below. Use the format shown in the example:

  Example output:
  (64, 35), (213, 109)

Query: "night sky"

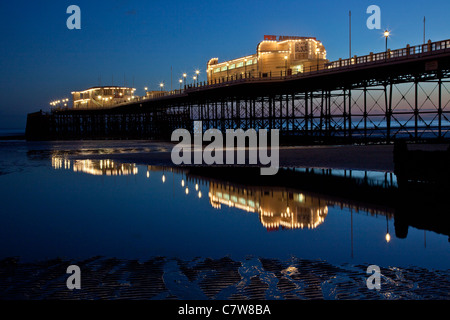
(1, 0), (449, 130)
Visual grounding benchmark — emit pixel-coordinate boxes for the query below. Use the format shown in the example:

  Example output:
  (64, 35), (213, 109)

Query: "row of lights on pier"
(50, 98), (70, 107)
(180, 70), (201, 88)
(143, 70), (202, 93)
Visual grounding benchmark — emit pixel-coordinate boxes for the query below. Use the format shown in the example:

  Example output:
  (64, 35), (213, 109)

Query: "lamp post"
(316, 48), (320, 71)
(195, 70), (200, 85)
(244, 58), (247, 77)
(160, 83), (164, 92)
(193, 76), (197, 86)
(384, 30), (390, 56)
(179, 79), (183, 90)
(183, 73), (187, 87)
(284, 55), (288, 76)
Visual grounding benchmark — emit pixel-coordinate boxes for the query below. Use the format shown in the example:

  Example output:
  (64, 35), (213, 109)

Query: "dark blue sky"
(1, 0), (449, 130)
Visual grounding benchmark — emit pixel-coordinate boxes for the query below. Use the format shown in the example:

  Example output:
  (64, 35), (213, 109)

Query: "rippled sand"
(1, 256), (448, 300)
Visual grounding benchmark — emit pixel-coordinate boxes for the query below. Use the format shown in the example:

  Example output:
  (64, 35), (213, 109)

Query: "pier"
(26, 39), (450, 143)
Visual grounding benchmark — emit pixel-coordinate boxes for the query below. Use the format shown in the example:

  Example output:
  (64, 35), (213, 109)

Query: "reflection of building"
(71, 86), (136, 109)
(52, 157), (138, 176)
(207, 35), (327, 83)
(208, 182), (328, 231)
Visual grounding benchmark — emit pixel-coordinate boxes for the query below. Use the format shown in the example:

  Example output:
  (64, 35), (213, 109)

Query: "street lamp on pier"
(384, 30), (390, 54)
(284, 55), (288, 75)
(244, 58), (247, 77)
(316, 48), (320, 71)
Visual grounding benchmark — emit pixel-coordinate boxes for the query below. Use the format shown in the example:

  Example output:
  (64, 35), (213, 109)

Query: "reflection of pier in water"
(48, 157), (448, 240)
(147, 165), (397, 232)
(147, 165), (448, 241)
(209, 182), (328, 230)
(52, 157), (138, 176)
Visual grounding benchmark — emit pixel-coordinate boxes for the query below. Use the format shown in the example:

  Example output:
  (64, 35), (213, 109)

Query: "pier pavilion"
(207, 35), (328, 82)
(71, 86), (136, 109)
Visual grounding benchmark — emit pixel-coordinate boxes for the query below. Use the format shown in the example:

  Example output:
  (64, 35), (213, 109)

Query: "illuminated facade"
(71, 86), (136, 109)
(207, 35), (327, 83)
(146, 90), (169, 99)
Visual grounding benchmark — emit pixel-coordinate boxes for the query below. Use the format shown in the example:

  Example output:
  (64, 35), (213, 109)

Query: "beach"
(1, 140), (449, 301)
(59, 142), (450, 173)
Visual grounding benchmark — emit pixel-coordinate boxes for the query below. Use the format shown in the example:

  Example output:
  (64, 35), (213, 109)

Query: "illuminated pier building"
(71, 86), (136, 109)
(207, 35), (327, 83)
(146, 90), (169, 99)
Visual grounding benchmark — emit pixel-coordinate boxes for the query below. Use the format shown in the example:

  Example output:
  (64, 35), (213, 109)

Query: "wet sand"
(65, 143), (450, 173)
(1, 256), (448, 300)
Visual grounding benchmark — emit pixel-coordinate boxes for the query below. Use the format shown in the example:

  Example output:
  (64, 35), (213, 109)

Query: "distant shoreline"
(0, 134), (25, 140)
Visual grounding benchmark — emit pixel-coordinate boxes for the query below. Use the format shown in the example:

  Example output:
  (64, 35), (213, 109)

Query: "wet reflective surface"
(0, 140), (448, 272)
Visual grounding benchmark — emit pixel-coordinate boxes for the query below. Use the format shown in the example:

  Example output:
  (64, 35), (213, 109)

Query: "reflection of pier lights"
(51, 156), (138, 176)
(259, 206), (328, 230)
(52, 157), (71, 170)
(207, 182), (328, 230)
(178, 175), (202, 198)
(144, 166), (397, 237)
(386, 216), (391, 243)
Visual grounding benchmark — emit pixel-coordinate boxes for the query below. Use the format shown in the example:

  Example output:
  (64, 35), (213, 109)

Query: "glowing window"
(297, 194), (305, 203)
(236, 62), (244, 68)
(293, 65), (304, 73)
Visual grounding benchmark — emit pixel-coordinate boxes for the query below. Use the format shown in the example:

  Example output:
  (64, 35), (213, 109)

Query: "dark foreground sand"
(1, 256), (448, 300)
